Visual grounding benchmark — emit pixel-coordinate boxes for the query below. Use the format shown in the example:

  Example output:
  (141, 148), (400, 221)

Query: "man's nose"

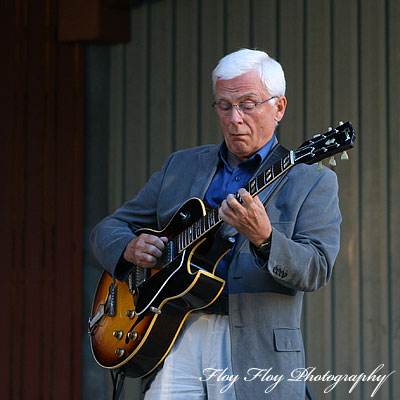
(229, 105), (244, 124)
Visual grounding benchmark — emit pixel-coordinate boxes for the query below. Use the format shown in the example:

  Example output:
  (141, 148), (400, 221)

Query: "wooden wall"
(84, 0), (400, 399)
(2, 1), (84, 399)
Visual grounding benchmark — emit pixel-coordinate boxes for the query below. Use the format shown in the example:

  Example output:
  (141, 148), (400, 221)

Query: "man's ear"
(274, 96), (287, 122)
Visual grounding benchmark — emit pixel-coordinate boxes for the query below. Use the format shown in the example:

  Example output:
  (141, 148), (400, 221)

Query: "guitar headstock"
(293, 121), (356, 167)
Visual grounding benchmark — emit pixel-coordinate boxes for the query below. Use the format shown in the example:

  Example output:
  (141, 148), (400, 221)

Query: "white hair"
(212, 48), (286, 97)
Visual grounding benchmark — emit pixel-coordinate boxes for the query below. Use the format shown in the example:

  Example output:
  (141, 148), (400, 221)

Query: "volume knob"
(113, 330), (124, 340)
(115, 348), (126, 358)
(127, 331), (138, 341)
(126, 309), (136, 319)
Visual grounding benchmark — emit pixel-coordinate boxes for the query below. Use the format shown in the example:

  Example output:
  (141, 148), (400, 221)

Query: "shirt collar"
(219, 134), (275, 171)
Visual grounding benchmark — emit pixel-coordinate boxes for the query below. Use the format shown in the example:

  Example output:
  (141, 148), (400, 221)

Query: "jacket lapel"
(189, 145), (220, 199)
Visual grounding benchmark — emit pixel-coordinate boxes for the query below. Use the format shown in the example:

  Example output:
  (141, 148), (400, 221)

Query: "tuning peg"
(328, 126), (333, 131)
(338, 121), (344, 126)
(317, 161), (323, 171)
(329, 156), (336, 167)
(341, 151), (349, 160)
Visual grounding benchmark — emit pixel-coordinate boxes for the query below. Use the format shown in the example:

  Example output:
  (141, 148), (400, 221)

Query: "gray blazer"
(90, 140), (341, 399)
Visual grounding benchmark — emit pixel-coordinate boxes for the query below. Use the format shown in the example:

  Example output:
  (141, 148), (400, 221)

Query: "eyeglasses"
(212, 96), (277, 116)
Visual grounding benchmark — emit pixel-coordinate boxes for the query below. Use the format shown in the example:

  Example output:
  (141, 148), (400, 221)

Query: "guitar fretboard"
(173, 151), (293, 253)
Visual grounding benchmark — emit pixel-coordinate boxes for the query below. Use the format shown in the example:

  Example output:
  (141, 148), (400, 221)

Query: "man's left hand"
(219, 188), (272, 248)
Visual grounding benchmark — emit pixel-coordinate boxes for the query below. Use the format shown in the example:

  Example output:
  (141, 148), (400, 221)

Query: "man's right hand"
(123, 233), (168, 268)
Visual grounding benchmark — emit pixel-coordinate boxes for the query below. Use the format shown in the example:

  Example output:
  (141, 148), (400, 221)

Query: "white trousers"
(144, 312), (237, 400)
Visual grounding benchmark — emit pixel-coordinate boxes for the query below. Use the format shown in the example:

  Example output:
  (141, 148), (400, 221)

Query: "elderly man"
(90, 48), (341, 399)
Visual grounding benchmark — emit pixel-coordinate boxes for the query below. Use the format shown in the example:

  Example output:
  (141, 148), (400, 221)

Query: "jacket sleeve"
(89, 154), (175, 280)
(257, 166), (341, 292)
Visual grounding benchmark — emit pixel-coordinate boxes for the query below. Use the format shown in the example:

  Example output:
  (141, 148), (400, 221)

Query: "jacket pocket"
(273, 328), (303, 352)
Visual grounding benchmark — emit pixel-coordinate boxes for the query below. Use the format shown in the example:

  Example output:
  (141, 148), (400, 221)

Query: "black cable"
(110, 370), (126, 400)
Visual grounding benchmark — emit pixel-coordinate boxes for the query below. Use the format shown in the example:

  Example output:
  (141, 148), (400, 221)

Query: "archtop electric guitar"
(88, 121), (356, 378)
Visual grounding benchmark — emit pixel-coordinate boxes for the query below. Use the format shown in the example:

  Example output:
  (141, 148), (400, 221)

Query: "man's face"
(214, 70), (286, 160)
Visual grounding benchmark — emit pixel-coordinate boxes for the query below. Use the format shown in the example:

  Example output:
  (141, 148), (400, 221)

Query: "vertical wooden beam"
(42, 2), (58, 398)
(302, 0), (333, 395)
(0, 1), (18, 398)
(359, 1), (389, 398)
(148, 0), (173, 175)
(224, 0), (250, 53)
(1, 1), (84, 399)
(124, 3), (150, 198)
(174, 0), (199, 152)
(331, 1), (361, 399)
(199, 0), (224, 146)
(252, 0), (278, 57)
(279, 0), (305, 150)
(388, 2), (400, 398)
(53, 43), (84, 400)
(22, 2), (48, 398)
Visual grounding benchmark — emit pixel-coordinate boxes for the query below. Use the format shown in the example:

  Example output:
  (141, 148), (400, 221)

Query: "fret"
(193, 220), (198, 239)
(196, 219), (201, 237)
(208, 211), (213, 228)
(279, 159), (283, 173)
(178, 233), (182, 251)
(185, 228), (189, 247)
(181, 230), (185, 248)
(256, 175), (261, 187)
(272, 161), (280, 177)
(202, 216), (206, 233)
(191, 221), (195, 240)
(172, 237), (178, 257)
(214, 207), (219, 224)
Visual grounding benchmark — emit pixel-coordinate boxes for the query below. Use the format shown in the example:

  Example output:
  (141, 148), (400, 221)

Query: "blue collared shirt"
(203, 136), (275, 292)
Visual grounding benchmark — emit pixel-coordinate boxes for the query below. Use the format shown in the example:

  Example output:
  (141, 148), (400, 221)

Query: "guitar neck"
(174, 151), (294, 253)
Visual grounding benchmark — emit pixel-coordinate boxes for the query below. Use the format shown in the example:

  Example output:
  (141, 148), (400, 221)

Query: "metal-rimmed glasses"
(212, 96), (277, 116)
